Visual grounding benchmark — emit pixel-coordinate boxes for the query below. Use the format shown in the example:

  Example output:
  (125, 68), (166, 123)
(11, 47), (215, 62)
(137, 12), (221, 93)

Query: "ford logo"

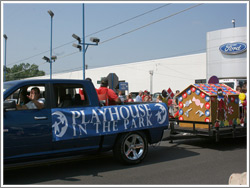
(219, 42), (247, 55)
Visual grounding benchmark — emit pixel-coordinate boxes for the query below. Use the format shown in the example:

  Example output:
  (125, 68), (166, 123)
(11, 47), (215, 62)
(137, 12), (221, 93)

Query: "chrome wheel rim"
(124, 134), (145, 160)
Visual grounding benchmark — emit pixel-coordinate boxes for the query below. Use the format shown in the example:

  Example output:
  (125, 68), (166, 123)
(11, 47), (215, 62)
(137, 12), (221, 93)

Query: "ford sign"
(219, 42), (247, 55)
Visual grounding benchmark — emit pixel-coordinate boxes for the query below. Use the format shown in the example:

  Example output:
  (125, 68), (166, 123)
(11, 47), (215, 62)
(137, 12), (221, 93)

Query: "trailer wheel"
(113, 132), (148, 165)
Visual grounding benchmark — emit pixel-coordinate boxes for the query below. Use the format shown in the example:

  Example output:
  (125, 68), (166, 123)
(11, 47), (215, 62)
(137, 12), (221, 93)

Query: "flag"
(167, 88), (174, 99)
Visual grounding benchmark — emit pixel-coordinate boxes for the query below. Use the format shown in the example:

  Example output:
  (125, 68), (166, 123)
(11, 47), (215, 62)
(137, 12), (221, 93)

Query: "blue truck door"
(51, 83), (101, 153)
(4, 85), (52, 160)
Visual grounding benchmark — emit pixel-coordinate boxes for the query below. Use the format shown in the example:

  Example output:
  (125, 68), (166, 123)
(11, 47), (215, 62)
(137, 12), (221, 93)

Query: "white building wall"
(206, 27), (247, 80)
(27, 53), (206, 93)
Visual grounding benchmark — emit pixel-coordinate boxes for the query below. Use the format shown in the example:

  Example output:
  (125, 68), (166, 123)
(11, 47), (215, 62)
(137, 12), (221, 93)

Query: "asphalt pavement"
(3, 137), (247, 185)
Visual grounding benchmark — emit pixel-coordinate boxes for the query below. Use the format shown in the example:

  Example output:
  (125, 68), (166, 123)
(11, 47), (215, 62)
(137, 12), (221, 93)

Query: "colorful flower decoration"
(195, 89), (200, 95)
(205, 110), (210, 117)
(205, 102), (210, 109)
(235, 98), (239, 104)
(179, 109), (183, 115)
(187, 89), (191, 95)
(179, 116), (184, 121)
(205, 96), (210, 102)
(182, 93), (187, 99)
(230, 96), (235, 102)
(205, 117), (210, 122)
(179, 102), (183, 108)
(228, 106), (234, 115)
(191, 87), (196, 92)
(178, 96), (183, 102)
(200, 93), (205, 98)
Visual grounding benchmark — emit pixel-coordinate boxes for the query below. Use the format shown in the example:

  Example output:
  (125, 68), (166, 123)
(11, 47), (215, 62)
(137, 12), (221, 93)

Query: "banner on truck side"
(52, 103), (168, 141)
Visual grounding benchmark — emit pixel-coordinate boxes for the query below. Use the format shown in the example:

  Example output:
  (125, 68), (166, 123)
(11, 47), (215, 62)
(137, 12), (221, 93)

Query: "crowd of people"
(236, 82), (247, 119)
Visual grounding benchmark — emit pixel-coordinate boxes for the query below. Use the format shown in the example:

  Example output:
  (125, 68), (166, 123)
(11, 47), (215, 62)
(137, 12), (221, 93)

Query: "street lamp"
(232, 19), (235, 28)
(43, 55), (57, 64)
(72, 33), (100, 79)
(3, 34), (7, 82)
(149, 70), (154, 94)
(48, 10), (54, 79)
(72, 4), (100, 80)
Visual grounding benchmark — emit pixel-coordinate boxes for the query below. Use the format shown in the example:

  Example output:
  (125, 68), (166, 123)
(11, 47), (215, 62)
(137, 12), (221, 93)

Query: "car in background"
(152, 92), (161, 102)
(130, 92), (139, 101)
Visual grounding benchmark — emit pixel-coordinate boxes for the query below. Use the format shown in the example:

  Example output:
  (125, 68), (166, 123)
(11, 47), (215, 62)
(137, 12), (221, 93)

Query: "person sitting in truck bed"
(96, 77), (121, 106)
(16, 87), (45, 110)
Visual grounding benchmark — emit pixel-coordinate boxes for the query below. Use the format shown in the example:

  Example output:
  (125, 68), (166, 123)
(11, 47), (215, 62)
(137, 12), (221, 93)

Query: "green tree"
(5, 63), (45, 81)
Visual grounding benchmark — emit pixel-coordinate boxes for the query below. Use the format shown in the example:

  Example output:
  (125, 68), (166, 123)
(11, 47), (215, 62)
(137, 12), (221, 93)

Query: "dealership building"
(30, 26), (247, 94)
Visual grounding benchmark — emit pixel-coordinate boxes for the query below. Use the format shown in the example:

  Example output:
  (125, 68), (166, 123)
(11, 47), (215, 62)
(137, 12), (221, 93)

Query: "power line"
(100, 4), (203, 44)
(8, 3), (204, 76)
(7, 4), (171, 67)
(43, 3), (204, 70)
(85, 4), (171, 37)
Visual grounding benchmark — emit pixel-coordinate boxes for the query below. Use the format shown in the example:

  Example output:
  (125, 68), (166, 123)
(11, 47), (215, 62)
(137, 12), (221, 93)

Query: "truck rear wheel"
(113, 131), (148, 165)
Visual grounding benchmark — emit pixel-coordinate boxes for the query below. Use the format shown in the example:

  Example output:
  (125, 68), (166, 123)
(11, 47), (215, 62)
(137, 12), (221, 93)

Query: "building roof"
(177, 83), (239, 98)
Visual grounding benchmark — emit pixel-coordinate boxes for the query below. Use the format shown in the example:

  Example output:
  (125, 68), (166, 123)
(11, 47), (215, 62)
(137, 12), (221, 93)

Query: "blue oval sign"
(219, 42), (247, 55)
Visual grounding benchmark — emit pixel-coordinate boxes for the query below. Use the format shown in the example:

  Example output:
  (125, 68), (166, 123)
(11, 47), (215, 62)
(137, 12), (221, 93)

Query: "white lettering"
(71, 111), (81, 124)
(72, 124), (76, 136)
(103, 121), (111, 133)
(113, 121), (118, 132)
(78, 124), (87, 135)
(94, 122), (100, 134)
(124, 119), (129, 130)
(80, 110), (90, 124)
(120, 106), (130, 119)
(146, 115), (153, 126)
(131, 119), (137, 128)
(139, 117), (145, 128)
(138, 105), (146, 117)
(128, 105), (140, 118)
(144, 104), (152, 117)
(91, 109), (100, 123)
(97, 108), (108, 122)
(108, 107), (120, 121)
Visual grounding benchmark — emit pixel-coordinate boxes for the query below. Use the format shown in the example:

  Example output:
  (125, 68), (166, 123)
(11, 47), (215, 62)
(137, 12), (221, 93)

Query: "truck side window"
(4, 85), (46, 111)
(53, 84), (89, 108)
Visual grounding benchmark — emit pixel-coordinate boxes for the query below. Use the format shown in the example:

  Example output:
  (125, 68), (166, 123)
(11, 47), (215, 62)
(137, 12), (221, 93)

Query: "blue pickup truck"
(3, 79), (168, 165)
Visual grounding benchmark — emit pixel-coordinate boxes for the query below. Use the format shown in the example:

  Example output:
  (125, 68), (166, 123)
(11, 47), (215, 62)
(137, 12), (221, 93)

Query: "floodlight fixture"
(232, 19), (235, 28)
(90, 37), (100, 44)
(51, 56), (57, 61)
(72, 34), (81, 43)
(3, 34), (7, 40)
(73, 43), (82, 51)
(48, 10), (54, 17)
(42, 56), (50, 62)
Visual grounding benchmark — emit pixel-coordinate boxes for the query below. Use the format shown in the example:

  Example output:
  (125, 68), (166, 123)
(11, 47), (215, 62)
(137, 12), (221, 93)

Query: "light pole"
(48, 10), (54, 79)
(232, 19), (235, 28)
(3, 34), (7, 82)
(72, 4), (100, 80)
(149, 70), (154, 94)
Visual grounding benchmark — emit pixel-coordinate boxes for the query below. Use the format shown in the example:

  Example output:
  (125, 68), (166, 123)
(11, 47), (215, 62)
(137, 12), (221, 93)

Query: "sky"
(1, 1), (248, 77)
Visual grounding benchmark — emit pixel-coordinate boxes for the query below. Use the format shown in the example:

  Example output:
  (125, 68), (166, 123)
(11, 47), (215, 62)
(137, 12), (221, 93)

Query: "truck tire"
(113, 131), (148, 165)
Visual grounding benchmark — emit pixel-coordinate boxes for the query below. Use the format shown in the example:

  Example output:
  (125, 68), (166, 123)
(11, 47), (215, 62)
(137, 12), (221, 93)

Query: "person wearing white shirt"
(17, 87), (44, 110)
(135, 90), (143, 102)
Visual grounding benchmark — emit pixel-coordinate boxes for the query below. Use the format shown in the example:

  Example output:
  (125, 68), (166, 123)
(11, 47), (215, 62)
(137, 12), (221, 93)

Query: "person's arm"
(31, 99), (44, 109)
(108, 89), (121, 105)
(16, 104), (28, 110)
(115, 97), (121, 104)
(27, 92), (44, 109)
